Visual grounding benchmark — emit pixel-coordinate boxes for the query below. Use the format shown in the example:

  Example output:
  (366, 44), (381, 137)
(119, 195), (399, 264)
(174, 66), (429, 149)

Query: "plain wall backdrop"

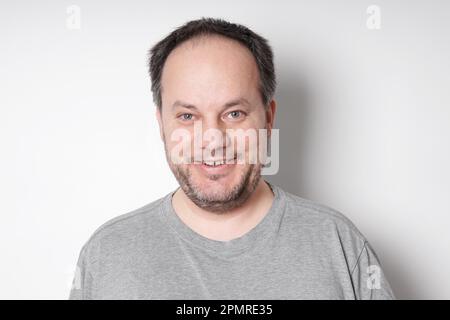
(1, 0), (449, 299)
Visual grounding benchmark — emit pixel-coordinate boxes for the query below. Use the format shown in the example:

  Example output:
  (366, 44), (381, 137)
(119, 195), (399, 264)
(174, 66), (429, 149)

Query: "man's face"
(157, 35), (275, 213)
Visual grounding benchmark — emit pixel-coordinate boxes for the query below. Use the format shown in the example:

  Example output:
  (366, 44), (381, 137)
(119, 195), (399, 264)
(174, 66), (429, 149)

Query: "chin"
(171, 161), (258, 207)
(192, 173), (239, 194)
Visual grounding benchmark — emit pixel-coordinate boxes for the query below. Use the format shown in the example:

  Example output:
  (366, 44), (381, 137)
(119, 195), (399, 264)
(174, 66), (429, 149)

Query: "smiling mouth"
(193, 156), (238, 167)
(203, 159), (230, 166)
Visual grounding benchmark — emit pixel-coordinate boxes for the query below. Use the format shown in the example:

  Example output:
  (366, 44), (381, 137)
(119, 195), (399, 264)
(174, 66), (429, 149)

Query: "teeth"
(203, 160), (225, 166)
(201, 157), (237, 166)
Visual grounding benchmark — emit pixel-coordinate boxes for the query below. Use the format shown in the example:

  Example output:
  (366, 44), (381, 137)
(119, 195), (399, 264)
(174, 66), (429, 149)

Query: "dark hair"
(148, 17), (276, 110)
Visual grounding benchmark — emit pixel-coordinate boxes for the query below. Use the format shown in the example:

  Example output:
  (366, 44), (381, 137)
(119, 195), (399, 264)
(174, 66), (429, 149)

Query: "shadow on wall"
(265, 65), (415, 299)
(265, 65), (310, 197)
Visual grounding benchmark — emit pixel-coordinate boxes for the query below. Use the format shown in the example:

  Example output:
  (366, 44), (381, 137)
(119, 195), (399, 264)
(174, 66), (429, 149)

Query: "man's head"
(148, 18), (277, 213)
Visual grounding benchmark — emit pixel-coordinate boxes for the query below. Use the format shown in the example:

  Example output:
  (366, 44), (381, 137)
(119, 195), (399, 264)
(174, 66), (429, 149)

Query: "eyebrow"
(171, 97), (251, 111)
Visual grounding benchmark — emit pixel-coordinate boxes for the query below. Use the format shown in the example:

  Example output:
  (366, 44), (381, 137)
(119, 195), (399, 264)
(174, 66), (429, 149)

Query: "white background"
(1, 0), (449, 299)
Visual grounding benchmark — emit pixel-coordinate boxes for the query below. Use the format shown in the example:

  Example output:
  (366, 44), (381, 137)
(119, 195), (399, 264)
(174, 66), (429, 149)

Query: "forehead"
(160, 35), (260, 107)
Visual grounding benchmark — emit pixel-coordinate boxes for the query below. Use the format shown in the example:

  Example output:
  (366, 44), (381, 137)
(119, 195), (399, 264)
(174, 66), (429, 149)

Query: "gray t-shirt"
(69, 182), (395, 299)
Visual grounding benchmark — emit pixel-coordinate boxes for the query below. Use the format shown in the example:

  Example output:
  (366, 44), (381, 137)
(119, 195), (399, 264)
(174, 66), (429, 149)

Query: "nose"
(194, 117), (231, 158)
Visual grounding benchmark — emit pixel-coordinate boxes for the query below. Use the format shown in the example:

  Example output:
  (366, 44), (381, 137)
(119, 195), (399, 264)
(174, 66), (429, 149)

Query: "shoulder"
(78, 194), (168, 261)
(275, 185), (371, 274)
(276, 185), (367, 245)
(91, 196), (165, 238)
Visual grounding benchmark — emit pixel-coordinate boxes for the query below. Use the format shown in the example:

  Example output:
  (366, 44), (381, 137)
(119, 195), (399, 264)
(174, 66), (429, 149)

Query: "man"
(69, 18), (395, 299)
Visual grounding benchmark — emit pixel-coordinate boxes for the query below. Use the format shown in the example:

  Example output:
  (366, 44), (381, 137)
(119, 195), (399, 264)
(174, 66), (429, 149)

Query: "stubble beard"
(163, 136), (262, 214)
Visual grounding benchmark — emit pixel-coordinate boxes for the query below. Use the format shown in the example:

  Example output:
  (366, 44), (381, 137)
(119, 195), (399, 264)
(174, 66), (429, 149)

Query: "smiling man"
(69, 18), (395, 300)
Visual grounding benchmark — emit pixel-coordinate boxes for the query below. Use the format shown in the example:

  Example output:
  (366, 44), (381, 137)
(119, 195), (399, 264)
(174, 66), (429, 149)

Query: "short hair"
(148, 17), (276, 110)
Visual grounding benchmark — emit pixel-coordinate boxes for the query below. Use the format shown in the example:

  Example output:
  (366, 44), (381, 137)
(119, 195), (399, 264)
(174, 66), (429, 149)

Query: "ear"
(265, 99), (277, 136)
(155, 107), (164, 141)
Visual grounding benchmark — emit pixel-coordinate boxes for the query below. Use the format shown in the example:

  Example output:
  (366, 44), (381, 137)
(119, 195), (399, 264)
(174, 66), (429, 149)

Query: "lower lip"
(192, 161), (236, 175)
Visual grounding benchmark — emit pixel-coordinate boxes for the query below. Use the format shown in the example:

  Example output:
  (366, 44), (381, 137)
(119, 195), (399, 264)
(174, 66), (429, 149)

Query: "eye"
(178, 113), (194, 121)
(226, 110), (246, 120)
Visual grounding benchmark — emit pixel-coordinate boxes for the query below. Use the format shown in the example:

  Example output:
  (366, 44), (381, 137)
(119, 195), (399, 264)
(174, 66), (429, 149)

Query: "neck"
(172, 179), (274, 241)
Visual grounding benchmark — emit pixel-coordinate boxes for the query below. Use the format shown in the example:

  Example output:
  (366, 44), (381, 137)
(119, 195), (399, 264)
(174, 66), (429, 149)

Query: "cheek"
(163, 125), (195, 153)
(248, 107), (267, 123)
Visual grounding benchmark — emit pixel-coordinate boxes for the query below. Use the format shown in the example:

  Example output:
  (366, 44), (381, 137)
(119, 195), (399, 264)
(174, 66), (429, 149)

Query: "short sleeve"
(68, 244), (94, 300)
(350, 240), (396, 300)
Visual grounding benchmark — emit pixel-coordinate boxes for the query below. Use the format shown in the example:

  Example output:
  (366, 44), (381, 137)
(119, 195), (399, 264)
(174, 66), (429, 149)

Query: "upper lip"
(193, 157), (237, 163)
(203, 158), (234, 162)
